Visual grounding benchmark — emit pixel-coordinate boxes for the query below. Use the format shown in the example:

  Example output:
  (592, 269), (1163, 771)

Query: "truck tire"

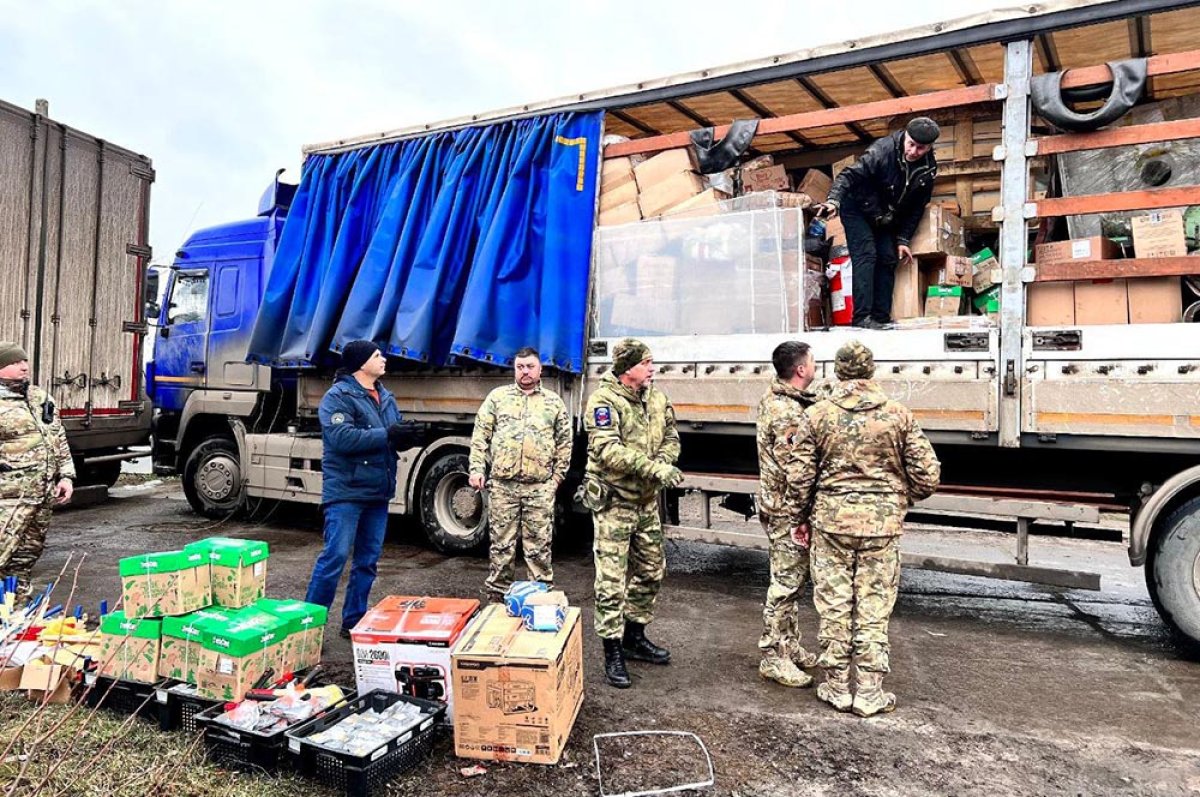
(182, 437), (244, 519)
(1146, 496), (1200, 654)
(417, 450), (487, 555)
(72, 458), (122, 488)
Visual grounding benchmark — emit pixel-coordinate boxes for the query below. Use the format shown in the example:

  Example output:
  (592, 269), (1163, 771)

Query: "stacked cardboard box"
(598, 157), (641, 226)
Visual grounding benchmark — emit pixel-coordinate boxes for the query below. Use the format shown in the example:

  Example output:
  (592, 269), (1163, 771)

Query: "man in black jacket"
(816, 118), (940, 329)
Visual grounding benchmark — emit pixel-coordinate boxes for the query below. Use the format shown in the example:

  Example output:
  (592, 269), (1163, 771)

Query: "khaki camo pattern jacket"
(0, 381), (75, 502)
(756, 379), (827, 523)
(584, 372), (680, 505)
(469, 383), (572, 484)
(794, 379), (940, 537)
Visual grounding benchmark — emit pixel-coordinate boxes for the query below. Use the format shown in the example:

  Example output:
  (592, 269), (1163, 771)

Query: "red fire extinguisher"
(828, 250), (854, 326)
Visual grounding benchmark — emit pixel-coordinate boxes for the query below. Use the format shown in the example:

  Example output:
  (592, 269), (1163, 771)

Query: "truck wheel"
(417, 451), (487, 554)
(1146, 496), (1200, 654)
(182, 437), (244, 519)
(79, 459), (123, 488)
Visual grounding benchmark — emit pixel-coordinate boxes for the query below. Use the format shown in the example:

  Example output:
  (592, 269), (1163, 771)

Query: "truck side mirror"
(143, 268), (161, 322)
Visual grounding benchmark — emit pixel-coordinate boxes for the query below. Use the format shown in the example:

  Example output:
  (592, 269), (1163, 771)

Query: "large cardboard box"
(1035, 236), (1121, 265)
(924, 286), (965, 317)
(931, 255), (973, 288)
(633, 149), (695, 191)
(452, 605), (583, 766)
(832, 155), (856, 179)
(662, 187), (731, 219)
(1131, 210), (1187, 258)
(98, 612), (162, 684)
(351, 596), (479, 723)
(598, 180), (638, 213)
(796, 169), (832, 203)
(1128, 277), (1182, 324)
(638, 171), (706, 219)
(598, 200), (641, 227)
(742, 165), (790, 193)
(1027, 283), (1075, 326)
(601, 157), (636, 194)
(910, 206), (967, 257)
(119, 549), (212, 618)
(1075, 279), (1129, 325)
(20, 661), (75, 704)
(157, 607), (234, 683)
(194, 607), (289, 701)
(892, 258), (932, 320)
(256, 598), (328, 672)
(186, 537), (269, 609)
(972, 248), (1002, 293)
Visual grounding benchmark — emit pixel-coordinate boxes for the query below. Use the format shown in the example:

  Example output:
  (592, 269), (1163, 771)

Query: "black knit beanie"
(341, 340), (380, 374)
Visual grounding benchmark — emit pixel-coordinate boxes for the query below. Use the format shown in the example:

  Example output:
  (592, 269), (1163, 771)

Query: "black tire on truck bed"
(1146, 495), (1200, 657)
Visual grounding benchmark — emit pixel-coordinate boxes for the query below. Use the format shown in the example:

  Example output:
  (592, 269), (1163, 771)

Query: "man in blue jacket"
(305, 340), (420, 637)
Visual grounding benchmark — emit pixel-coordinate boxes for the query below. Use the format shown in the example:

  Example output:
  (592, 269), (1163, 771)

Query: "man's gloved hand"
(648, 462), (684, 488)
(387, 421), (430, 451)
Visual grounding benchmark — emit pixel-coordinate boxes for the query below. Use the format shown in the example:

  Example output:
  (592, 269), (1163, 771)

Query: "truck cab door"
(152, 268), (210, 412)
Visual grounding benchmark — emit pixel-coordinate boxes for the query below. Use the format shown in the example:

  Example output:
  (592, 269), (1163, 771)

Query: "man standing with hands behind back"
(469, 347), (572, 603)
(816, 117), (940, 329)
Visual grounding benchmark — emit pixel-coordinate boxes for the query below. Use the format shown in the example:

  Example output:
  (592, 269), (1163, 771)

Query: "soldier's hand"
(791, 523), (810, 548)
(468, 473), (486, 491)
(650, 462), (684, 488)
(55, 478), (73, 505)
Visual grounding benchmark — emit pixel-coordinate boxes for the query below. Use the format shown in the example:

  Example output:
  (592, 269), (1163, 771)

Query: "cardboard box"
(601, 157), (635, 194)
(742, 165), (790, 193)
(20, 662), (75, 704)
(119, 549), (212, 618)
(1132, 210), (1187, 258)
(825, 216), (846, 247)
(452, 605), (584, 765)
(1027, 283), (1075, 326)
(1035, 236), (1121, 266)
(186, 537), (269, 609)
(638, 171), (706, 219)
(351, 596), (479, 723)
(662, 187), (731, 219)
(598, 180), (638, 213)
(974, 285), (1001, 314)
(598, 200), (641, 227)
(98, 612), (162, 684)
(0, 667), (22, 691)
(1128, 277), (1182, 324)
(932, 255), (973, 288)
(972, 248), (1002, 293)
(633, 149), (695, 191)
(892, 258), (932, 320)
(796, 169), (832, 203)
(832, 155), (856, 179)
(910, 206), (967, 257)
(924, 286), (965, 317)
(256, 598), (328, 672)
(158, 608), (234, 683)
(1075, 279), (1129, 325)
(195, 607), (290, 701)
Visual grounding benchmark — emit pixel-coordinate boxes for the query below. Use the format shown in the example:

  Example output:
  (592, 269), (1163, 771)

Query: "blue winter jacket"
(318, 373), (403, 505)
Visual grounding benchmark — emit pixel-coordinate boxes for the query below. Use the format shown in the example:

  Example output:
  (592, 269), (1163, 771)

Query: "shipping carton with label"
(158, 607), (235, 683)
(185, 537), (269, 608)
(256, 598), (328, 671)
(195, 607), (290, 701)
(119, 549), (212, 618)
(98, 612), (162, 683)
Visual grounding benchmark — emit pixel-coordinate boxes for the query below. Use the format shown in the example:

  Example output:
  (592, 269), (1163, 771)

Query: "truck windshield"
(167, 271), (209, 325)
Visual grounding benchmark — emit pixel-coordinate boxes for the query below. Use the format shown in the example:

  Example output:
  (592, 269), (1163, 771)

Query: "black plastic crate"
(156, 681), (224, 734)
(286, 690), (445, 796)
(81, 672), (162, 721)
(195, 685), (353, 775)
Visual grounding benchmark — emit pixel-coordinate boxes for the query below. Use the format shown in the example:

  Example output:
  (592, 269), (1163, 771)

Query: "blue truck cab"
(147, 178), (295, 512)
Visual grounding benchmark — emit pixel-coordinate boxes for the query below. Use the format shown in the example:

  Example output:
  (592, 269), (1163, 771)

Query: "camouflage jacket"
(469, 384), (571, 484)
(0, 380), (75, 503)
(584, 372), (680, 505)
(756, 379), (826, 523)
(794, 379), (940, 537)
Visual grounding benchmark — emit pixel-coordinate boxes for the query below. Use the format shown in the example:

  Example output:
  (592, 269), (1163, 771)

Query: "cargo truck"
(146, 0), (1200, 648)
(1, 98), (154, 486)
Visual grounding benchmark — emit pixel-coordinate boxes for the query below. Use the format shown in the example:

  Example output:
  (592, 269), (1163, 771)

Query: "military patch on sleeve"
(331, 412), (346, 425)
(593, 406), (613, 428)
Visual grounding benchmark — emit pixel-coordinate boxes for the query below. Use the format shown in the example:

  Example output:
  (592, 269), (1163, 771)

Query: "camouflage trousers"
(0, 493), (55, 594)
(758, 514), (811, 657)
(810, 530), (900, 673)
(592, 497), (664, 639)
(484, 479), (556, 600)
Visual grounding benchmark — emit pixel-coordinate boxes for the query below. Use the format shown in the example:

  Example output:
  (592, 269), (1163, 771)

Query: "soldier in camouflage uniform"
(470, 347), (572, 602)
(755, 341), (824, 688)
(583, 338), (682, 688)
(0, 343), (75, 597)
(794, 340), (940, 716)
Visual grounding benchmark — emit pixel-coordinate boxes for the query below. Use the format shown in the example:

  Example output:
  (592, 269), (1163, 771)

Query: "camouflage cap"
(611, 338), (652, 376)
(0, 342), (28, 370)
(834, 340), (875, 380)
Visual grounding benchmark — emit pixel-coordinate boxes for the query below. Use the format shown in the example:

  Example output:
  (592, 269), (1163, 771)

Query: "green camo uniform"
(470, 383), (571, 599)
(795, 341), (939, 714)
(584, 369), (680, 640)
(0, 380), (75, 593)
(755, 379), (826, 663)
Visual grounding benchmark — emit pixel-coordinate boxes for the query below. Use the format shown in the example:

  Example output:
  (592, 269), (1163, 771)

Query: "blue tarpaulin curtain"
(246, 111), (603, 372)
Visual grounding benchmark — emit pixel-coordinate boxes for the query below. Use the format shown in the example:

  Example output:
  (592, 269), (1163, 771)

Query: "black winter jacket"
(826, 130), (938, 245)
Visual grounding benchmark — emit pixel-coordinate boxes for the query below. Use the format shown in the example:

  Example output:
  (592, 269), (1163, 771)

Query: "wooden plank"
(605, 84), (998, 158)
(1034, 118), (1200, 156)
(1033, 256), (1200, 282)
(1033, 186), (1200, 217)
(1060, 49), (1200, 89)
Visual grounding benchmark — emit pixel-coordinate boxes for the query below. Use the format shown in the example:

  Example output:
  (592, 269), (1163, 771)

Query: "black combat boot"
(603, 638), (631, 688)
(622, 621), (671, 665)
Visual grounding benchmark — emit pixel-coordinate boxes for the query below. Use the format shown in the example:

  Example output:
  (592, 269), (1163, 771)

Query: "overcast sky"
(0, 0), (1006, 260)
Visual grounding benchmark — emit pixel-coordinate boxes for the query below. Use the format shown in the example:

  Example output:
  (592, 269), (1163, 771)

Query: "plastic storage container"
(81, 671), (163, 721)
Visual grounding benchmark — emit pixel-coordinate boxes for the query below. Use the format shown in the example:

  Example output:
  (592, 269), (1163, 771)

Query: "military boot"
(789, 642), (819, 670)
(759, 654), (813, 688)
(602, 638), (632, 688)
(851, 670), (897, 717)
(622, 621), (670, 664)
(816, 667), (853, 712)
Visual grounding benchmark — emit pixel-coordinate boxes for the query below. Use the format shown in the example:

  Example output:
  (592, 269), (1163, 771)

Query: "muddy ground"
(25, 481), (1200, 796)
